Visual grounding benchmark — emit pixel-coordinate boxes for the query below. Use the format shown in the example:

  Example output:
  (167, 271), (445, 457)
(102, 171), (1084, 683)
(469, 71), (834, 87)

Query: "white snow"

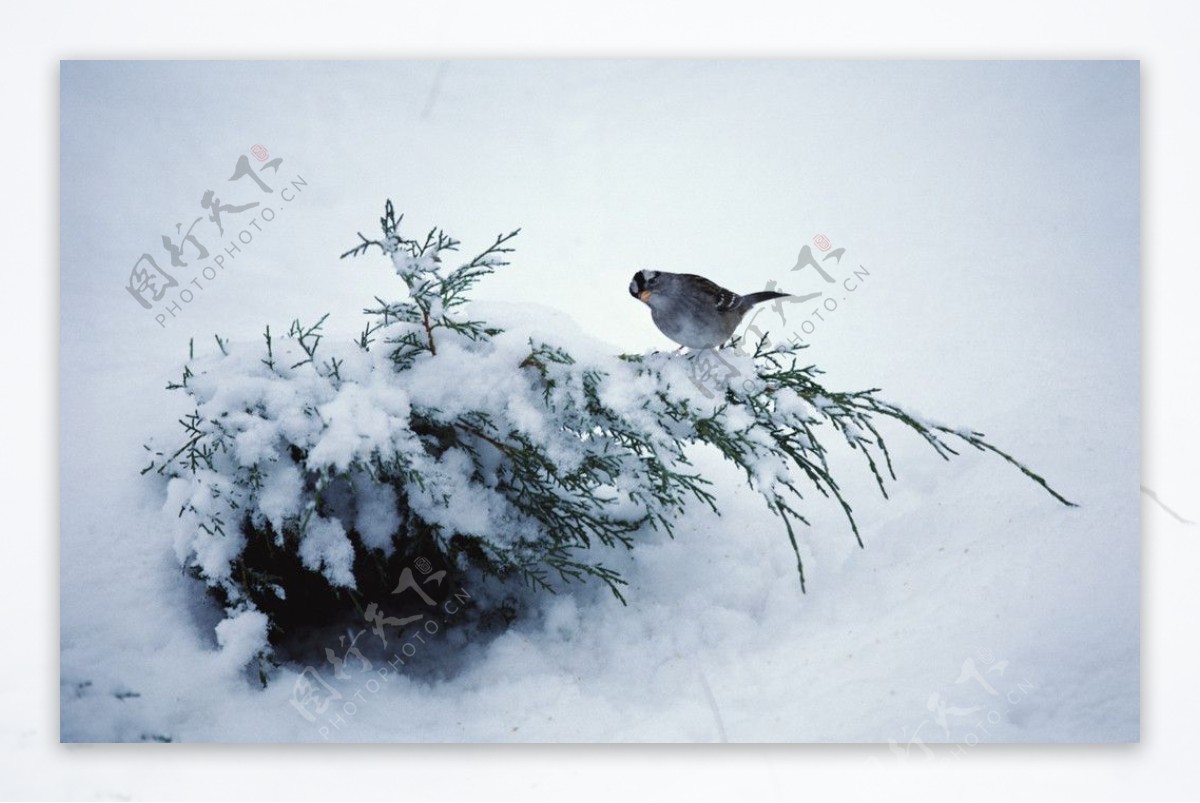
(306, 380), (413, 471)
(164, 474), (246, 585)
(214, 610), (271, 672)
(353, 479), (402, 554)
(298, 515), (357, 589)
(57, 60), (1141, 751)
(256, 461), (305, 533)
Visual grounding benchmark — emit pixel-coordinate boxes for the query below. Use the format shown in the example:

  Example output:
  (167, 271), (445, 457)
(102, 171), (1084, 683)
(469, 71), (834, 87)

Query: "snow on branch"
(143, 201), (1075, 669)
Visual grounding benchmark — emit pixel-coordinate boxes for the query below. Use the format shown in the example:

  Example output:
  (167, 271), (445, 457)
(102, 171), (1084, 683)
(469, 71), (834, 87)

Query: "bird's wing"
(682, 274), (742, 312)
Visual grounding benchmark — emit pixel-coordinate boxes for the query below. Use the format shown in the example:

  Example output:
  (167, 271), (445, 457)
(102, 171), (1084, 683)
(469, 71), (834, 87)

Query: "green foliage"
(145, 201), (1075, 656)
(644, 336), (1077, 590)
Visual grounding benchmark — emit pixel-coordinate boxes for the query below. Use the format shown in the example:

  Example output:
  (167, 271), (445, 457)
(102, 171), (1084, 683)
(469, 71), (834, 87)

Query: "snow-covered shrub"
(144, 201), (1074, 668)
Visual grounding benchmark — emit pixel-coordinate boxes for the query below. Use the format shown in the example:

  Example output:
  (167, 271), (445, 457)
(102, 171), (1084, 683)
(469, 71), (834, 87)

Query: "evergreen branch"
(261, 325), (275, 371)
(948, 431), (1078, 508)
(422, 309), (437, 356)
(148, 200), (1079, 661)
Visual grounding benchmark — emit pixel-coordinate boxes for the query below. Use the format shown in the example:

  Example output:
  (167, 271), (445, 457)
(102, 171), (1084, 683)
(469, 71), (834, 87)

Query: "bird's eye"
(630, 270), (658, 297)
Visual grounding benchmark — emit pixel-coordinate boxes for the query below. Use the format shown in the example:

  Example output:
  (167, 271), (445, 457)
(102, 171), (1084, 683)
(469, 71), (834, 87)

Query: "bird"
(628, 270), (790, 349)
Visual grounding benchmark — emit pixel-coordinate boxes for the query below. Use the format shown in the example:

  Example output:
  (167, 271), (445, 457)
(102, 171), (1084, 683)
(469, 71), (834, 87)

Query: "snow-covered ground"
(58, 60), (1139, 747)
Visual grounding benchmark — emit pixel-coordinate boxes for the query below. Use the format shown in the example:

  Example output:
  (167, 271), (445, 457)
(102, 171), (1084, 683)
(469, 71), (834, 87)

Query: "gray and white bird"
(628, 270), (790, 349)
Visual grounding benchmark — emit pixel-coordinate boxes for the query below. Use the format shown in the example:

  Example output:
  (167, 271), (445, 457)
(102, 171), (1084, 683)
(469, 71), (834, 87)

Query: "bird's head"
(629, 270), (661, 304)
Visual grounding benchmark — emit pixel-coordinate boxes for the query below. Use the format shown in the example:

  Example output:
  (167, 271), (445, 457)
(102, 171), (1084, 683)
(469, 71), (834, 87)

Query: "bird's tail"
(742, 291), (790, 307)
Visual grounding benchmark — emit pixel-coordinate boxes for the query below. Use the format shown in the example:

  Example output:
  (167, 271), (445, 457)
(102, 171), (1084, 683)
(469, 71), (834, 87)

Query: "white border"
(9, 0), (1198, 799)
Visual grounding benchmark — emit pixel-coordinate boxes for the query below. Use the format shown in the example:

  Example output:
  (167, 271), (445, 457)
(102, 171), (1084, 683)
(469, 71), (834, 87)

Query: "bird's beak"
(638, 289), (652, 303)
